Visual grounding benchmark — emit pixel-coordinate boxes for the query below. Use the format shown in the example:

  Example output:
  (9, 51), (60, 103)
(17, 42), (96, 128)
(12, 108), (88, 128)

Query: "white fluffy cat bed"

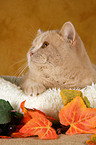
(0, 76), (96, 145)
(0, 76), (96, 121)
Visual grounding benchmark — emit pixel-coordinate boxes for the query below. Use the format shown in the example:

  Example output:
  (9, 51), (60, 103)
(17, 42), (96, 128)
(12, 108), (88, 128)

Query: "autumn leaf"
(20, 101), (32, 124)
(12, 100), (57, 139)
(60, 89), (91, 107)
(59, 96), (96, 135)
(19, 117), (57, 139)
(60, 89), (83, 105)
(20, 101), (46, 118)
(20, 101), (55, 124)
(86, 134), (96, 145)
(20, 101), (57, 139)
(11, 132), (25, 138)
(0, 136), (11, 139)
(29, 108), (56, 122)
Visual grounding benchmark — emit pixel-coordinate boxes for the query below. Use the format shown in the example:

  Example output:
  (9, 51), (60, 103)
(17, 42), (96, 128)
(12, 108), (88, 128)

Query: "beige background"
(0, 0), (96, 76)
(0, 134), (93, 145)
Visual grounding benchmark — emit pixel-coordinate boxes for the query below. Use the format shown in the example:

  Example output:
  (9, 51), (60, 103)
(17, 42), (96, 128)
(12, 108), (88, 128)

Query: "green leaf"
(0, 99), (13, 124)
(60, 89), (91, 108)
(60, 89), (83, 105)
(83, 96), (91, 108)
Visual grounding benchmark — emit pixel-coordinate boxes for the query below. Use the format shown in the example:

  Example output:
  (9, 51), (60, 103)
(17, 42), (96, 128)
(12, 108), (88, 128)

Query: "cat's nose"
(30, 52), (34, 57)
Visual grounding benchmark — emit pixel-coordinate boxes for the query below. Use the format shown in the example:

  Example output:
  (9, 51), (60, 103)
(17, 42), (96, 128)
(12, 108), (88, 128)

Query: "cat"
(20, 21), (96, 96)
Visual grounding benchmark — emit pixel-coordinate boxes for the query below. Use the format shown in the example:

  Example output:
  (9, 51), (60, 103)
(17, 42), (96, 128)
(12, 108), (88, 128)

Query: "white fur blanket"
(0, 76), (96, 121)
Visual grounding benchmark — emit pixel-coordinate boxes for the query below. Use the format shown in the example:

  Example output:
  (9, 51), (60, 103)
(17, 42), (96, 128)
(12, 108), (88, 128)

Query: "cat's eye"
(41, 41), (49, 48)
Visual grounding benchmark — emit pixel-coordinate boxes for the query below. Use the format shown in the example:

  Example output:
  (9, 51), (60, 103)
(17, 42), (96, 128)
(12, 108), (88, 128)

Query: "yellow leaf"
(60, 89), (83, 105)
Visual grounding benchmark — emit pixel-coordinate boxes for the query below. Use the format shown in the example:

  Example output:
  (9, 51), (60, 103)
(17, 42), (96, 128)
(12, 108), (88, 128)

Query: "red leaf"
(18, 101), (57, 139)
(20, 101), (32, 124)
(19, 117), (57, 139)
(12, 100), (57, 139)
(0, 136), (11, 139)
(32, 108), (56, 122)
(59, 96), (96, 135)
(11, 132), (25, 138)
(0, 101), (57, 139)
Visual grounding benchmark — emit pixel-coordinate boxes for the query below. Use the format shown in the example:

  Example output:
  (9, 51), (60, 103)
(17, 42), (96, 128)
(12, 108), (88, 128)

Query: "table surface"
(0, 134), (92, 145)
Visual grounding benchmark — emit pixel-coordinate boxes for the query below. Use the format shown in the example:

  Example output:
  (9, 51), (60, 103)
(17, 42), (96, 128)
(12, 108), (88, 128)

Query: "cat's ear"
(37, 29), (44, 36)
(60, 22), (76, 43)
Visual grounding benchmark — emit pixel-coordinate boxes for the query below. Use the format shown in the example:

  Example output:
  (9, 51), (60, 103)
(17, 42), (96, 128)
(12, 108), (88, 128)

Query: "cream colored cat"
(20, 21), (96, 96)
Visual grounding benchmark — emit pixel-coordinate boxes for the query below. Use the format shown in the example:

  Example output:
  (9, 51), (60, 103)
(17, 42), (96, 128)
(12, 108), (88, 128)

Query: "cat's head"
(27, 22), (89, 72)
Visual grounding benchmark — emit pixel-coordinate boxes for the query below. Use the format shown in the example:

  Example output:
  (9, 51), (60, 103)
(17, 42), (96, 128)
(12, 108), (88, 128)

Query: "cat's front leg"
(20, 79), (46, 96)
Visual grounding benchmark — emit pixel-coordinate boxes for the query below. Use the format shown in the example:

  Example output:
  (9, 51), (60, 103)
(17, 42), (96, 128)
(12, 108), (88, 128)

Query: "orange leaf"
(27, 108), (46, 119)
(20, 101), (56, 124)
(59, 96), (96, 135)
(20, 101), (32, 124)
(11, 132), (25, 138)
(86, 134), (96, 145)
(19, 117), (57, 139)
(30, 108), (56, 122)
(17, 101), (57, 139)
(20, 100), (26, 113)
(0, 136), (11, 139)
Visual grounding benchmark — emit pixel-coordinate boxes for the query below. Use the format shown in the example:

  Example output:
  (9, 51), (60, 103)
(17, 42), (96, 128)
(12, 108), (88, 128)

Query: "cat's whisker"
(28, 24), (37, 36)
(24, 24), (37, 43)
(12, 62), (28, 77)
(30, 24), (37, 34)
(18, 65), (28, 77)
(47, 22), (53, 31)
(46, 60), (56, 69)
(10, 58), (27, 68)
(12, 66), (24, 77)
(27, 30), (36, 39)
(31, 59), (56, 69)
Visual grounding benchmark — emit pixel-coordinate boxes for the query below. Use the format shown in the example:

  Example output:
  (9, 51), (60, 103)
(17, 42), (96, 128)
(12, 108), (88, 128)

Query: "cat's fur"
(20, 22), (96, 95)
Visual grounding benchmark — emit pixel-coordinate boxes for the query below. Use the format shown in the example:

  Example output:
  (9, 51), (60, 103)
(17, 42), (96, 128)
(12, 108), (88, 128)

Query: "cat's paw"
(22, 82), (46, 96)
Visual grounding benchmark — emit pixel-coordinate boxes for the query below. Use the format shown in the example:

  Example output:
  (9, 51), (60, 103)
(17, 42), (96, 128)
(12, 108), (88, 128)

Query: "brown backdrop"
(0, 0), (96, 76)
